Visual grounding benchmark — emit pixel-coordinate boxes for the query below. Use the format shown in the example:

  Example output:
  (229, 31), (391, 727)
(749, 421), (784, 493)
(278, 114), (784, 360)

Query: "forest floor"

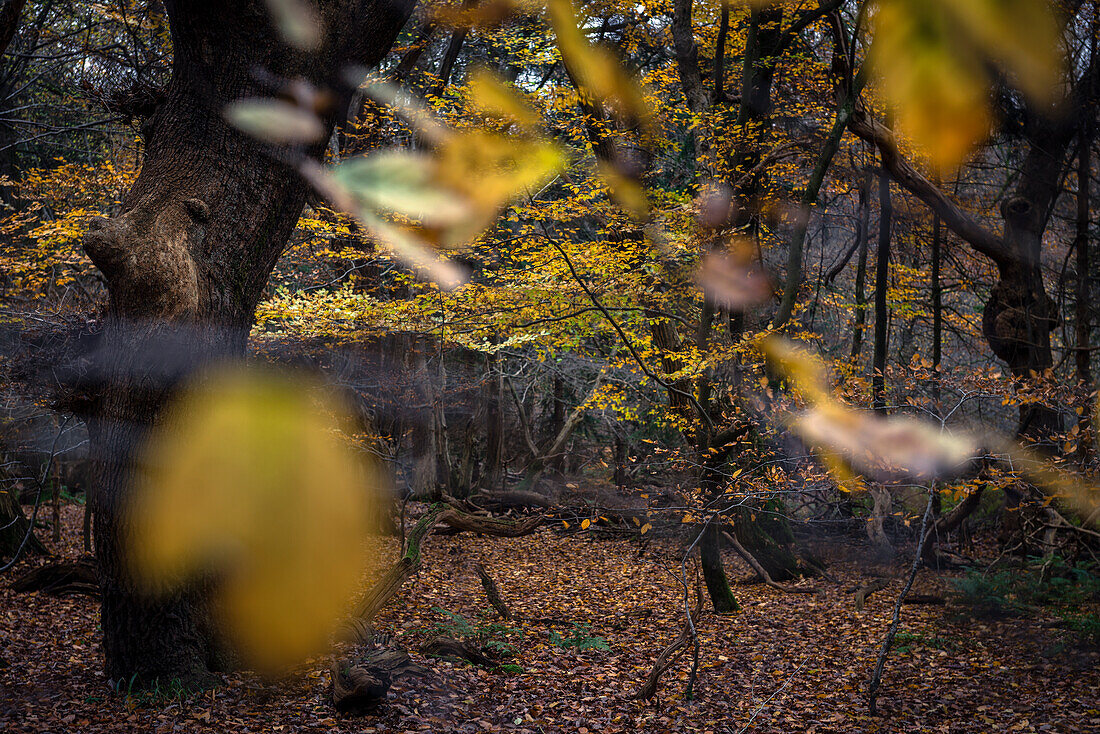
(2, 502), (1099, 733)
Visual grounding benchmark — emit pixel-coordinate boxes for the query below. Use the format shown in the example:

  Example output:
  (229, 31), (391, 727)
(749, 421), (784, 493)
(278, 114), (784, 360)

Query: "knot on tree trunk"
(999, 196), (1033, 222)
(83, 197), (209, 320)
(982, 278), (1058, 367)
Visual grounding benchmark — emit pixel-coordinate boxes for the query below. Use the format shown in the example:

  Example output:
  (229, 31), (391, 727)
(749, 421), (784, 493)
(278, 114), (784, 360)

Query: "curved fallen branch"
(722, 531), (818, 595)
(355, 504), (446, 621)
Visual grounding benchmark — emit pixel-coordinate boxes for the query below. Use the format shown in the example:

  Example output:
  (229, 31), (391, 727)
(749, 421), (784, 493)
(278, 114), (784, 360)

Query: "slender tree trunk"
(700, 523), (738, 613)
(872, 171), (892, 411)
(1077, 53), (1094, 388)
(80, 0), (414, 688)
(931, 214), (943, 407)
(430, 0), (474, 97)
(850, 169), (872, 359)
(481, 354), (503, 491)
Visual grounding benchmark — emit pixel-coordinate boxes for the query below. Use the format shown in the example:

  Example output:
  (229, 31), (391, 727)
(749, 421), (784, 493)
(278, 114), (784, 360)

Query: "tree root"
(331, 647), (427, 714)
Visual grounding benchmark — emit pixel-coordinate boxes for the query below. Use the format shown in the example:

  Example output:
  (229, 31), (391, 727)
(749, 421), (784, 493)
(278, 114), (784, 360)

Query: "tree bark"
(872, 170), (892, 412)
(931, 213), (943, 407)
(81, 0), (415, 688)
(850, 168), (872, 359)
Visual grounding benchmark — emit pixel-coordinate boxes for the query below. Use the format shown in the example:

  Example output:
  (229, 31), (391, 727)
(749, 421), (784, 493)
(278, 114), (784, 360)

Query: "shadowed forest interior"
(1, 0), (1100, 732)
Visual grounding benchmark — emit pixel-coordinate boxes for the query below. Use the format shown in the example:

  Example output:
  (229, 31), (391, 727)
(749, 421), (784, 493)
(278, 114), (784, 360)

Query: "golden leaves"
(869, 0), (1060, 172)
(308, 74), (565, 290)
(128, 367), (383, 674)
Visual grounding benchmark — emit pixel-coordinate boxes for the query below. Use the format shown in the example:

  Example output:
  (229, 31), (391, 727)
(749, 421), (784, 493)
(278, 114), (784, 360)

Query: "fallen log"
(470, 490), (553, 510)
(853, 578), (890, 611)
(901, 594), (945, 605)
(355, 504), (445, 621)
(420, 636), (498, 668)
(9, 558), (98, 598)
(438, 509), (542, 537)
(475, 563), (512, 620)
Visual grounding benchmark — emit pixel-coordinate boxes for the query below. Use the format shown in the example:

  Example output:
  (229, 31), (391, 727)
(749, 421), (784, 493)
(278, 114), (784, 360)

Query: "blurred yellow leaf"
(870, 0), (990, 171)
(546, 0), (653, 131)
(467, 67), (541, 127)
(581, 518), (591, 529)
(640, 523), (652, 534)
(595, 161), (650, 220)
(128, 366), (382, 675)
(870, 0), (1059, 172)
(436, 130), (566, 225)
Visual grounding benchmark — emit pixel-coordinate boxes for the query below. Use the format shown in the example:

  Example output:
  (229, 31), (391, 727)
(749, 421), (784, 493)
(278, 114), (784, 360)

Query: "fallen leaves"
(3, 503), (1099, 733)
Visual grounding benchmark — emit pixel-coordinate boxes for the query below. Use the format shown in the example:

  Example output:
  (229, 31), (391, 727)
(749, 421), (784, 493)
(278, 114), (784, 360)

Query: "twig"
(866, 485), (936, 715)
(541, 228), (713, 430)
(736, 657), (809, 733)
(0, 415), (72, 572)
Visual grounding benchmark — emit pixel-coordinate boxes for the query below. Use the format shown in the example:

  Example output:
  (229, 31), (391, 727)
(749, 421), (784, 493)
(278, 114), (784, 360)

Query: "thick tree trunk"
(81, 0), (414, 688)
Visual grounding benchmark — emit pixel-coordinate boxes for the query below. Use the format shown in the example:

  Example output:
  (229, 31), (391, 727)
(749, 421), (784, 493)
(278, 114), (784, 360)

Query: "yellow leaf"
(468, 67), (540, 127)
(546, 0), (654, 132)
(640, 523), (652, 535)
(128, 366), (383, 674)
(581, 518), (591, 530)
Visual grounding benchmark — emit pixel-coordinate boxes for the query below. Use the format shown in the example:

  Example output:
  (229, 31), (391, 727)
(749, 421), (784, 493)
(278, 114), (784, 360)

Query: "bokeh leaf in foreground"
(224, 98), (325, 145)
(128, 366), (382, 674)
(869, 0), (1059, 172)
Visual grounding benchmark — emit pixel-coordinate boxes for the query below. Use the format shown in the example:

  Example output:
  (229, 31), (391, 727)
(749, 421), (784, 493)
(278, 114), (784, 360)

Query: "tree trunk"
(0, 483), (46, 559)
(850, 169), (872, 359)
(700, 523), (738, 613)
(81, 0), (414, 688)
(872, 170), (892, 412)
(1076, 25), (1095, 391)
(931, 213), (943, 407)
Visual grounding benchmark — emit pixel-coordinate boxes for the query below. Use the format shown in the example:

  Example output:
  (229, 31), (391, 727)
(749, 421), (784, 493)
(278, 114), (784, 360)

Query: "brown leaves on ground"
(2, 503), (1099, 733)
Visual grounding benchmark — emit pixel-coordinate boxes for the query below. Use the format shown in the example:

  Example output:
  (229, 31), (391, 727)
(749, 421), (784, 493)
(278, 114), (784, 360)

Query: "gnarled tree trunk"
(81, 0), (414, 688)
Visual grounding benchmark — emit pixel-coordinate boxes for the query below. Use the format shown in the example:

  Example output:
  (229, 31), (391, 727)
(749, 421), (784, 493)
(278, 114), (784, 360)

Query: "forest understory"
(2, 503), (1097, 734)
